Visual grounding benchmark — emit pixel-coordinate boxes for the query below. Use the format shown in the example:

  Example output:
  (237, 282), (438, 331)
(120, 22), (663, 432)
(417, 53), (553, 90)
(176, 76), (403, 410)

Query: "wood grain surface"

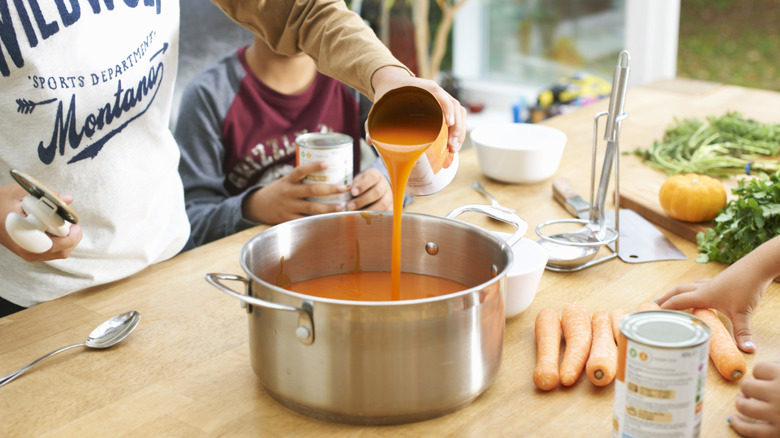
(2, 79), (779, 437)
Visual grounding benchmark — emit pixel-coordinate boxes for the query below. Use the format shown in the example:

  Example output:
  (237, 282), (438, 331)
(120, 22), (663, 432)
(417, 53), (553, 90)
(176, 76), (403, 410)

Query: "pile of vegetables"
(697, 170), (780, 264)
(633, 112), (780, 178)
(532, 302), (746, 391)
(633, 112), (779, 264)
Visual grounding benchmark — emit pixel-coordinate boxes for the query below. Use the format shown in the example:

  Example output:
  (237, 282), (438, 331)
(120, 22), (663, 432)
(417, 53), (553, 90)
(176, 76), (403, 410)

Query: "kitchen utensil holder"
(537, 50), (630, 272)
(536, 111), (628, 272)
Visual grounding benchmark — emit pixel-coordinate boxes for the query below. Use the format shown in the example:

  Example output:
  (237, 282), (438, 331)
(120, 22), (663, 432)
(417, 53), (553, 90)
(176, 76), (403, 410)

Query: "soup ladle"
(0, 310), (141, 387)
(537, 224), (603, 269)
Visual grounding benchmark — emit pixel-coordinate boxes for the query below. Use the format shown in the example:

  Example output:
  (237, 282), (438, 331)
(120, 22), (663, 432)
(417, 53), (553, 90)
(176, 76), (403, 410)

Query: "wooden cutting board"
(618, 186), (711, 244)
(617, 156), (741, 244)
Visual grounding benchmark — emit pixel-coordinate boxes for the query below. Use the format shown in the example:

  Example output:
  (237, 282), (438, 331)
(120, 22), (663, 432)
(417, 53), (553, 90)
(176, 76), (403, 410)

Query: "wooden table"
(2, 79), (778, 437)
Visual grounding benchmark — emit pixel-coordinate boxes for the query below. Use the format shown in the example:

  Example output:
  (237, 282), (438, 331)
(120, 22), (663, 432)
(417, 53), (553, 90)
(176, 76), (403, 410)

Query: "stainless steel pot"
(206, 204), (526, 425)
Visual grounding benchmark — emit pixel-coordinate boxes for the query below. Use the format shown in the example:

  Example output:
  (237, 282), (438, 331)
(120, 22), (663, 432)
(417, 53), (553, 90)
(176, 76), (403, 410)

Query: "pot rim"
(239, 210), (514, 307)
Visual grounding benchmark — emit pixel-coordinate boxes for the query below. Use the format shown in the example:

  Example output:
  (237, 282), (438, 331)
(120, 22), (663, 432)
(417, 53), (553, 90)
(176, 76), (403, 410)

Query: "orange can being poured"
(367, 86), (458, 197)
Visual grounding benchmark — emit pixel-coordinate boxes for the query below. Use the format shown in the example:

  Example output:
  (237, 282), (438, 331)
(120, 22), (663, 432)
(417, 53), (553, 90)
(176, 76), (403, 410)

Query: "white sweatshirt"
(0, 1), (189, 306)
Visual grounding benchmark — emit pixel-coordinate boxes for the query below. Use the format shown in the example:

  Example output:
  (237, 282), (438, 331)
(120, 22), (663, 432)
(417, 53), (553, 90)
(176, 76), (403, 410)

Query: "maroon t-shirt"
(221, 47), (361, 194)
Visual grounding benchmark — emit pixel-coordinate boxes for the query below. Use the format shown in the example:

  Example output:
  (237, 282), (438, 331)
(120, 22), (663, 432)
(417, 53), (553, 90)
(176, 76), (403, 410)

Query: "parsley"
(696, 170), (780, 264)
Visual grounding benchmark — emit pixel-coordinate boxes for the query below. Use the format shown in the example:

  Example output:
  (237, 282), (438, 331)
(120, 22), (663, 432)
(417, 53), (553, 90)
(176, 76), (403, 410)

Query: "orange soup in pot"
(285, 272), (467, 301)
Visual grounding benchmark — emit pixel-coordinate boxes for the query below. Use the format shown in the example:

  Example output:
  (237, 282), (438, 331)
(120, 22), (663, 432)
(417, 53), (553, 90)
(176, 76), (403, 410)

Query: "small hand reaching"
(657, 235), (780, 353)
(348, 168), (392, 211)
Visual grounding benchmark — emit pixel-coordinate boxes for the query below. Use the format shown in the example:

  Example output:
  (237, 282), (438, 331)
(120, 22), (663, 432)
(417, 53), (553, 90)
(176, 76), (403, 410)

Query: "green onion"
(631, 112), (780, 177)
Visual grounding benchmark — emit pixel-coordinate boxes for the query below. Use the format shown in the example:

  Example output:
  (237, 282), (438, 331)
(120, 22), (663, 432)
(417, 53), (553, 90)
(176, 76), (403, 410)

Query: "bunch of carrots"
(533, 302), (747, 391)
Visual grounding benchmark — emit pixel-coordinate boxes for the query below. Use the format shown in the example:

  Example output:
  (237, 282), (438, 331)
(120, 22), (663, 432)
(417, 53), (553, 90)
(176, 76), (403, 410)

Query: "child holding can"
(657, 235), (780, 437)
(175, 36), (408, 247)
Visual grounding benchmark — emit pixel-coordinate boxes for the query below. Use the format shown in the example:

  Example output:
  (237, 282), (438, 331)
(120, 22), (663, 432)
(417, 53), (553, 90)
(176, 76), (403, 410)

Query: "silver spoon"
(0, 310), (141, 387)
(471, 181), (517, 213)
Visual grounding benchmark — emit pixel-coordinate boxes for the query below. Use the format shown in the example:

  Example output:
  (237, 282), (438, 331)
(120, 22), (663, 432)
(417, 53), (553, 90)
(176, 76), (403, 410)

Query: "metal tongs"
(536, 50), (631, 272)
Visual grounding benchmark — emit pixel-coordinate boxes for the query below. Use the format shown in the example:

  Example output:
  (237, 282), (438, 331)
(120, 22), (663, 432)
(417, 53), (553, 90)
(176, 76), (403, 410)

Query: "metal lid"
(620, 310), (710, 348)
(295, 132), (353, 148)
(10, 169), (79, 224)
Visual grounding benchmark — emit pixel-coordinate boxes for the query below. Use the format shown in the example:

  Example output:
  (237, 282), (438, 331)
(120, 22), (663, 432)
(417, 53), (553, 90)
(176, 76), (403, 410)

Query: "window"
(453, 0), (680, 119)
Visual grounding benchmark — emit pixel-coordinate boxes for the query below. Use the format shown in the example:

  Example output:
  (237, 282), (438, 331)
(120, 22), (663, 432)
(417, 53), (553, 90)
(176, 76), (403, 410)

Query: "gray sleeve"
(174, 54), (259, 247)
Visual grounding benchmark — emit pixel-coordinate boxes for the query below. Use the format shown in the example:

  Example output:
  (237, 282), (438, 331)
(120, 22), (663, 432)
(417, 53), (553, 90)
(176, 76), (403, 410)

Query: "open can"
(295, 132), (353, 208)
(367, 86), (458, 196)
(613, 310), (711, 438)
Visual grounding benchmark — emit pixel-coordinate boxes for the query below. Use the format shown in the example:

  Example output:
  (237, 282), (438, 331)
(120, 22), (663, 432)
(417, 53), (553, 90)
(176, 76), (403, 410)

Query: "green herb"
(696, 170), (780, 264)
(632, 112), (780, 178)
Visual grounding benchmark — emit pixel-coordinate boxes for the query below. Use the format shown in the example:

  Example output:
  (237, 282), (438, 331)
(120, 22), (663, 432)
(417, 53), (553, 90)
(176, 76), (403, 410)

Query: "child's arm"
(657, 235), (780, 352)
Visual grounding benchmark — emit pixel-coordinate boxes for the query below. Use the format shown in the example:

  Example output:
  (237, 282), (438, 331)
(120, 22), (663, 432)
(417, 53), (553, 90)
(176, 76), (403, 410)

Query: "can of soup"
(613, 310), (711, 438)
(295, 132), (353, 207)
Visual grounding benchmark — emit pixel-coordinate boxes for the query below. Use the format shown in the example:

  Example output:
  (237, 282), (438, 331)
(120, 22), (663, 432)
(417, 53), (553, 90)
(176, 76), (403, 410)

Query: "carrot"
(609, 309), (626, 342)
(533, 308), (561, 391)
(586, 309), (618, 386)
(560, 302), (592, 386)
(637, 301), (661, 311)
(692, 308), (746, 381)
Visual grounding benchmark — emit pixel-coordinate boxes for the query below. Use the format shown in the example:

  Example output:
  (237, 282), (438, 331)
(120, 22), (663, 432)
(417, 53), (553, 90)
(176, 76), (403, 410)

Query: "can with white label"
(295, 132), (353, 208)
(613, 310), (711, 438)
(366, 86), (458, 197)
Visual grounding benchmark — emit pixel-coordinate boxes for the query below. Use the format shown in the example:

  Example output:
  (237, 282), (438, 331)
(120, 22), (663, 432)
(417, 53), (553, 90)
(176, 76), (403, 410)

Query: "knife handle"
(552, 177), (593, 219)
(552, 177), (578, 202)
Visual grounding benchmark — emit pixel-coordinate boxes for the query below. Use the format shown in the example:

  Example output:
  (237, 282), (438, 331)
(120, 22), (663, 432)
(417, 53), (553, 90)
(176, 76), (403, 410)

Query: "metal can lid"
(10, 169), (79, 224)
(620, 310), (710, 348)
(295, 132), (353, 148)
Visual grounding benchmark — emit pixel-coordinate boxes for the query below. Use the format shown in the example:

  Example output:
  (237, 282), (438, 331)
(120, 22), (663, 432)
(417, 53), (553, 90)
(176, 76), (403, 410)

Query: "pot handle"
(205, 273), (314, 345)
(446, 204), (527, 246)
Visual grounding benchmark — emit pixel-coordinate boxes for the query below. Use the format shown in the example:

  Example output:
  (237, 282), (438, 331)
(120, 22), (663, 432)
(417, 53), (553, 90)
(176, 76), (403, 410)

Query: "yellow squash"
(658, 173), (727, 222)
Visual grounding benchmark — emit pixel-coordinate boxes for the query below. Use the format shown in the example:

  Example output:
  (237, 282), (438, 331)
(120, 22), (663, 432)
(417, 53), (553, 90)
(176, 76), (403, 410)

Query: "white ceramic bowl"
(492, 232), (548, 318)
(471, 123), (567, 184)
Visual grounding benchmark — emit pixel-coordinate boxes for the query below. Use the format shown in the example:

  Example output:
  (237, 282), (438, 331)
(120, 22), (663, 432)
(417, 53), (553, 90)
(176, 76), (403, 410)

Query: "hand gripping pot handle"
(446, 204), (528, 245)
(204, 273), (315, 345)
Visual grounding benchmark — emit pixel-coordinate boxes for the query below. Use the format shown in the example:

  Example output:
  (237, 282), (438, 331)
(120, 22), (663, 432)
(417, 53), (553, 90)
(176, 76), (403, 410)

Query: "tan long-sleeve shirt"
(211, 0), (408, 101)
